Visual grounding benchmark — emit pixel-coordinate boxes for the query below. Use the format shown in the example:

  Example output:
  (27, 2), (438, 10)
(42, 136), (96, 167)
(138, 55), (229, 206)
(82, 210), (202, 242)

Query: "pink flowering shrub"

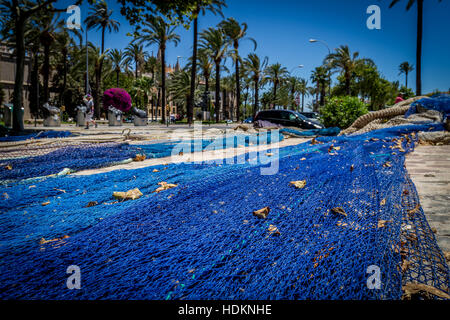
(103, 88), (132, 112)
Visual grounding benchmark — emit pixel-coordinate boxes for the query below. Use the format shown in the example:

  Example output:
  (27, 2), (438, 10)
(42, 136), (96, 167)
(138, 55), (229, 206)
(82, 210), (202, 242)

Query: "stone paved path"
(405, 145), (450, 253)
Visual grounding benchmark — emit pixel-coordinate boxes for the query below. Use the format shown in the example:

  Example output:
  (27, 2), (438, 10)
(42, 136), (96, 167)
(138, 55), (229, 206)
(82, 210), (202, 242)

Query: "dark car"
(254, 109), (324, 129)
(298, 112), (320, 120)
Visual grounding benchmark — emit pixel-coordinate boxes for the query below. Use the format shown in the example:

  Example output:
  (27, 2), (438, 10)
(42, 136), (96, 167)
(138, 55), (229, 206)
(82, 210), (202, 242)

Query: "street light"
(309, 38), (332, 97)
(290, 64), (304, 74)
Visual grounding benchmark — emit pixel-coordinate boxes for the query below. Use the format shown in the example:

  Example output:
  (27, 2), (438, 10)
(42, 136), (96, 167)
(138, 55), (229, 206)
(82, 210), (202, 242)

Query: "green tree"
(219, 17), (256, 122)
(310, 66), (328, 110)
(320, 96), (368, 129)
(0, 0), (80, 131)
(137, 16), (180, 123)
(398, 61), (414, 89)
(124, 43), (148, 79)
(297, 78), (309, 112)
(389, 0), (442, 96)
(199, 27), (229, 122)
(264, 63), (289, 107)
(84, 0), (120, 54)
(187, 0), (225, 125)
(325, 45), (370, 95)
(109, 49), (126, 87)
(243, 53), (268, 118)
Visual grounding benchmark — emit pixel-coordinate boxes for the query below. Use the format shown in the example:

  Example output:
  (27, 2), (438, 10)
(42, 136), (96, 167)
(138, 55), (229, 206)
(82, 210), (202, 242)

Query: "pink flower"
(103, 88), (132, 112)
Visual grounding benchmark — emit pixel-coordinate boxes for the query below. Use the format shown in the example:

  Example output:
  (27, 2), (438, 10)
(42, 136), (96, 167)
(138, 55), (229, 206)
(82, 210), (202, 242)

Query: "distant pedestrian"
(83, 94), (97, 129)
(394, 93), (404, 104)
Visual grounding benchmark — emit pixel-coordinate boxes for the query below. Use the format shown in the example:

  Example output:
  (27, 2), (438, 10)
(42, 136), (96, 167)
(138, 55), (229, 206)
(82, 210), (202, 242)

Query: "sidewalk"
(405, 145), (450, 253)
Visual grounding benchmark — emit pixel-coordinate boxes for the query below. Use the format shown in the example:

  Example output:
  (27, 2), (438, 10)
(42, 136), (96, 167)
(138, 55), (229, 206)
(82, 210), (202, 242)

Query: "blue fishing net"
(405, 94), (450, 119)
(0, 130), (72, 142)
(0, 143), (137, 182)
(0, 123), (448, 299)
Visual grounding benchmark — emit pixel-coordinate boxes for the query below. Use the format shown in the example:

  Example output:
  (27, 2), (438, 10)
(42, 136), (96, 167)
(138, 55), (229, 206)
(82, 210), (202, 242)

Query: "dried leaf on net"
(153, 182), (178, 193)
(377, 220), (391, 228)
(350, 165), (354, 172)
(310, 137), (323, 145)
(383, 161), (392, 168)
(266, 152), (274, 157)
(300, 157), (306, 161)
(253, 207), (270, 219)
(331, 207), (347, 217)
(402, 282), (450, 300)
(400, 260), (411, 273)
(41, 201), (50, 206)
(289, 180), (306, 189)
(380, 199), (386, 206)
(39, 235), (69, 245)
(133, 154), (146, 162)
(113, 188), (143, 200)
(407, 203), (421, 217)
(152, 169), (159, 173)
(85, 201), (98, 208)
(267, 224), (281, 236)
(54, 188), (66, 193)
(4, 164), (12, 170)
(443, 251), (450, 262)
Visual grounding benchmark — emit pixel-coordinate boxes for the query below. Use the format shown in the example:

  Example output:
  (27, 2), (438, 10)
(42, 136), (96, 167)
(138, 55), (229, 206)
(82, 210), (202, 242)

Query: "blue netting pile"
(280, 127), (340, 137)
(0, 130), (72, 142)
(134, 131), (283, 159)
(0, 143), (137, 182)
(405, 94), (450, 119)
(0, 123), (448, 299)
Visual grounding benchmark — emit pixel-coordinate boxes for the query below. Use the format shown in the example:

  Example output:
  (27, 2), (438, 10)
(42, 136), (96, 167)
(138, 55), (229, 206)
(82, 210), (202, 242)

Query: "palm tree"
(298, 78), (309, 112)
(109, 49), (126, 87)
(199, 27), (229, 123)
(244, 53), (268, 118)
(169, 69), (193, 115)
(84, 0), (119, 54)
(310, 66), (328, 110)
(188, 0), (226, 125)
(38, 11), (64, 104)
(124, 43), (148, 78)
(219, 18), (257, 122)
(137, 16), (180, 123)
(398, 61), (414, 89)
(389, 0), (442, 95)
(325, 45), (368, 95)
(264, 63), (289, 107)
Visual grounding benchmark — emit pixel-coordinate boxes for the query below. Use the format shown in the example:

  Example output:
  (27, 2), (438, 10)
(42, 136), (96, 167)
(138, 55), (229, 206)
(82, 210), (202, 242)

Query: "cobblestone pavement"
(405, 145), (450, 253)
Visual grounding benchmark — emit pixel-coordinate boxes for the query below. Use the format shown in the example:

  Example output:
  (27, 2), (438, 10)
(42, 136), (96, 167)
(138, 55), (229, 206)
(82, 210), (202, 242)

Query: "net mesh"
(0, 123), (448, 299)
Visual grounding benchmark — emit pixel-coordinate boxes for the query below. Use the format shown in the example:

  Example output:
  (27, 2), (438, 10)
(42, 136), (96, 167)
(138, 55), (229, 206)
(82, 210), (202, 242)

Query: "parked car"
(298, 112), (320, 121)
(254, 109), (324, 129)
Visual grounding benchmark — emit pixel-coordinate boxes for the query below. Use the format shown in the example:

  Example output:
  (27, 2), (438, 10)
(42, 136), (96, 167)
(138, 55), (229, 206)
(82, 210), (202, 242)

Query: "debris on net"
(153, 182), (177, 193)
(113, 188), (143, 201)
(253, 207), (270, 219)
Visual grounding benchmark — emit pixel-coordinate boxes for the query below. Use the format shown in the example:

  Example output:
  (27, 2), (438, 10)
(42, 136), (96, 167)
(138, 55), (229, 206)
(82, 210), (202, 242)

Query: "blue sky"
(57, 0), (449, 100)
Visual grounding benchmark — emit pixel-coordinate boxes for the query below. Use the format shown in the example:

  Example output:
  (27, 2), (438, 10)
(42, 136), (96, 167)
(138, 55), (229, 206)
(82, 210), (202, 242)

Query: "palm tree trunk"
(301, 92), (305, 112)
(101, 27), (105, 54)
(273, 82), (277, 107)
(416, 0), (423, 96)
(43, 44), (50, 103)
(188, 7), (199, 126)
(12, 19), (25, 131)
(116, 69), (120, 87)
(253, 78), (259, 118)
(161, 45), (166, 123)
(60, 52), (67, 107)
(235, 53), (241, 122)
(215, 62), (220, 123)
(405, 71), (408, 89)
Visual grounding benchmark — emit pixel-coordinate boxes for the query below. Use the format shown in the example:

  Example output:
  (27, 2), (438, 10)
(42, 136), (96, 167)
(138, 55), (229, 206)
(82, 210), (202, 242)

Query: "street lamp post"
(309, 39), (332, 97)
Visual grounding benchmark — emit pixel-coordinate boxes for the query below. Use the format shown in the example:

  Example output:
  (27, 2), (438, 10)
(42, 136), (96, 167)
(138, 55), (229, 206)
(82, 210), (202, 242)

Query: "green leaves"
(320, 96), (368, 129)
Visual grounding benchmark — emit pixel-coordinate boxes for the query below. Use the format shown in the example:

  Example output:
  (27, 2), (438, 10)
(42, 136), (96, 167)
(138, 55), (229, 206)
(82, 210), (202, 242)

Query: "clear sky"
(57, 0), (449, 101)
